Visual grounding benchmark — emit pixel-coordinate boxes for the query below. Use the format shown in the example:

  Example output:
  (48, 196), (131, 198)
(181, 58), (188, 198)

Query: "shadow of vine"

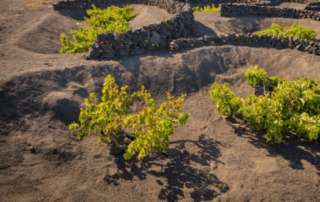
(228, 119), (320, 176)
(103, 134), (229, 201)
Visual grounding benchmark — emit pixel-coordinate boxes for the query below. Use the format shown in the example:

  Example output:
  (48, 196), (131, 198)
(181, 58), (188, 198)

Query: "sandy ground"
(130, 4), (173, 30)
(0, 1), (319, 202)
(276, 2), (306, 10)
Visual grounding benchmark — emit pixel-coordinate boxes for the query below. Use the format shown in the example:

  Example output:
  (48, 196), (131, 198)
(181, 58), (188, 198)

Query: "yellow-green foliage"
(254, 23), (316, 40)
(193, 5), (220, 13)
(69, 75), (189, 160)
(60, 5), (135, 53)
(210, 65), (320, 143)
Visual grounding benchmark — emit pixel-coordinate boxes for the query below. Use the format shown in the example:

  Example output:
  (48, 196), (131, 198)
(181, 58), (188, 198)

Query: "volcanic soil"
(0, 1), (319, 202)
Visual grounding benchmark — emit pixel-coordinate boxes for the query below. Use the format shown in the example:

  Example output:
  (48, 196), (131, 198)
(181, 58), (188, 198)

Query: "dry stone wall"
(54, 0), (194, 60)
(169, 34), (320, 56)
(88, 8), (194, 60)
(189, 0), (311, 6)
(54, 0), (188, 14)
(305, 2), (320, 11)
(54, 0), (320, 60)
(221, 3), (320, 20)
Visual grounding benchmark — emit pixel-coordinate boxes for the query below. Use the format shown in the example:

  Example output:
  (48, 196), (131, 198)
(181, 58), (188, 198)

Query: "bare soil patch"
(130, 4), (173, 30)
(275, 2), (306, 10)
(0, 1), (319, 202)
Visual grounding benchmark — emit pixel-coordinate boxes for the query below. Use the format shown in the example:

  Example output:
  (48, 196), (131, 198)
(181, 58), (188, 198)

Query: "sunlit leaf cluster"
(254, 23), (316, 40)
(60, 5), (135, 53)
(69, 75), (189, 160)
(192, 5), (220, 13)
(210, 65), (320, 143)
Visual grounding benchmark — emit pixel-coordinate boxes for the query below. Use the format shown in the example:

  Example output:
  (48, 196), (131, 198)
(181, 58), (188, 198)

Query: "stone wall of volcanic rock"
(54, 0), (194, 60)
(54, 0), (320, 60)
(189, 0), (316, 6)
(169, 34), (320, 56)
(54, 0), (188, 14)
(221, 3), (320, 20)
(88, 4), (194, 60)
(189, 0), (312, 6)
(305, 2), (320, 11)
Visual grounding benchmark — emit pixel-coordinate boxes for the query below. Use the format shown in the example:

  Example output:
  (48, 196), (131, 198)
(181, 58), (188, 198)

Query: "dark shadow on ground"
(103, 134), (229, 201)
(191, 21), (218, 37)
(228, 118), (320, 175)
(251, 137), (320, 175)
(0, 89), (18, 122)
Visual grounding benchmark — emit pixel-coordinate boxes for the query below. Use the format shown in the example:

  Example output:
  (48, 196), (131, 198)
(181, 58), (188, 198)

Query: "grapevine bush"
(254, 23), (316, 40)
(192, 5), (220, 13)
(69, 75), (189, 160)
(60, 6), (135, 53)
(210, 65), (320, 143)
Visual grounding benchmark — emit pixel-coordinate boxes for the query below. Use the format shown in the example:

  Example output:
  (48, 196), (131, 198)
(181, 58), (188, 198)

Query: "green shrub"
(210, 65), (320, 143)
(69, 75), (189, 160)
(60, 5), (135, 53)
(193, 5), (220, 13)
(254, 23), (316, 40)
